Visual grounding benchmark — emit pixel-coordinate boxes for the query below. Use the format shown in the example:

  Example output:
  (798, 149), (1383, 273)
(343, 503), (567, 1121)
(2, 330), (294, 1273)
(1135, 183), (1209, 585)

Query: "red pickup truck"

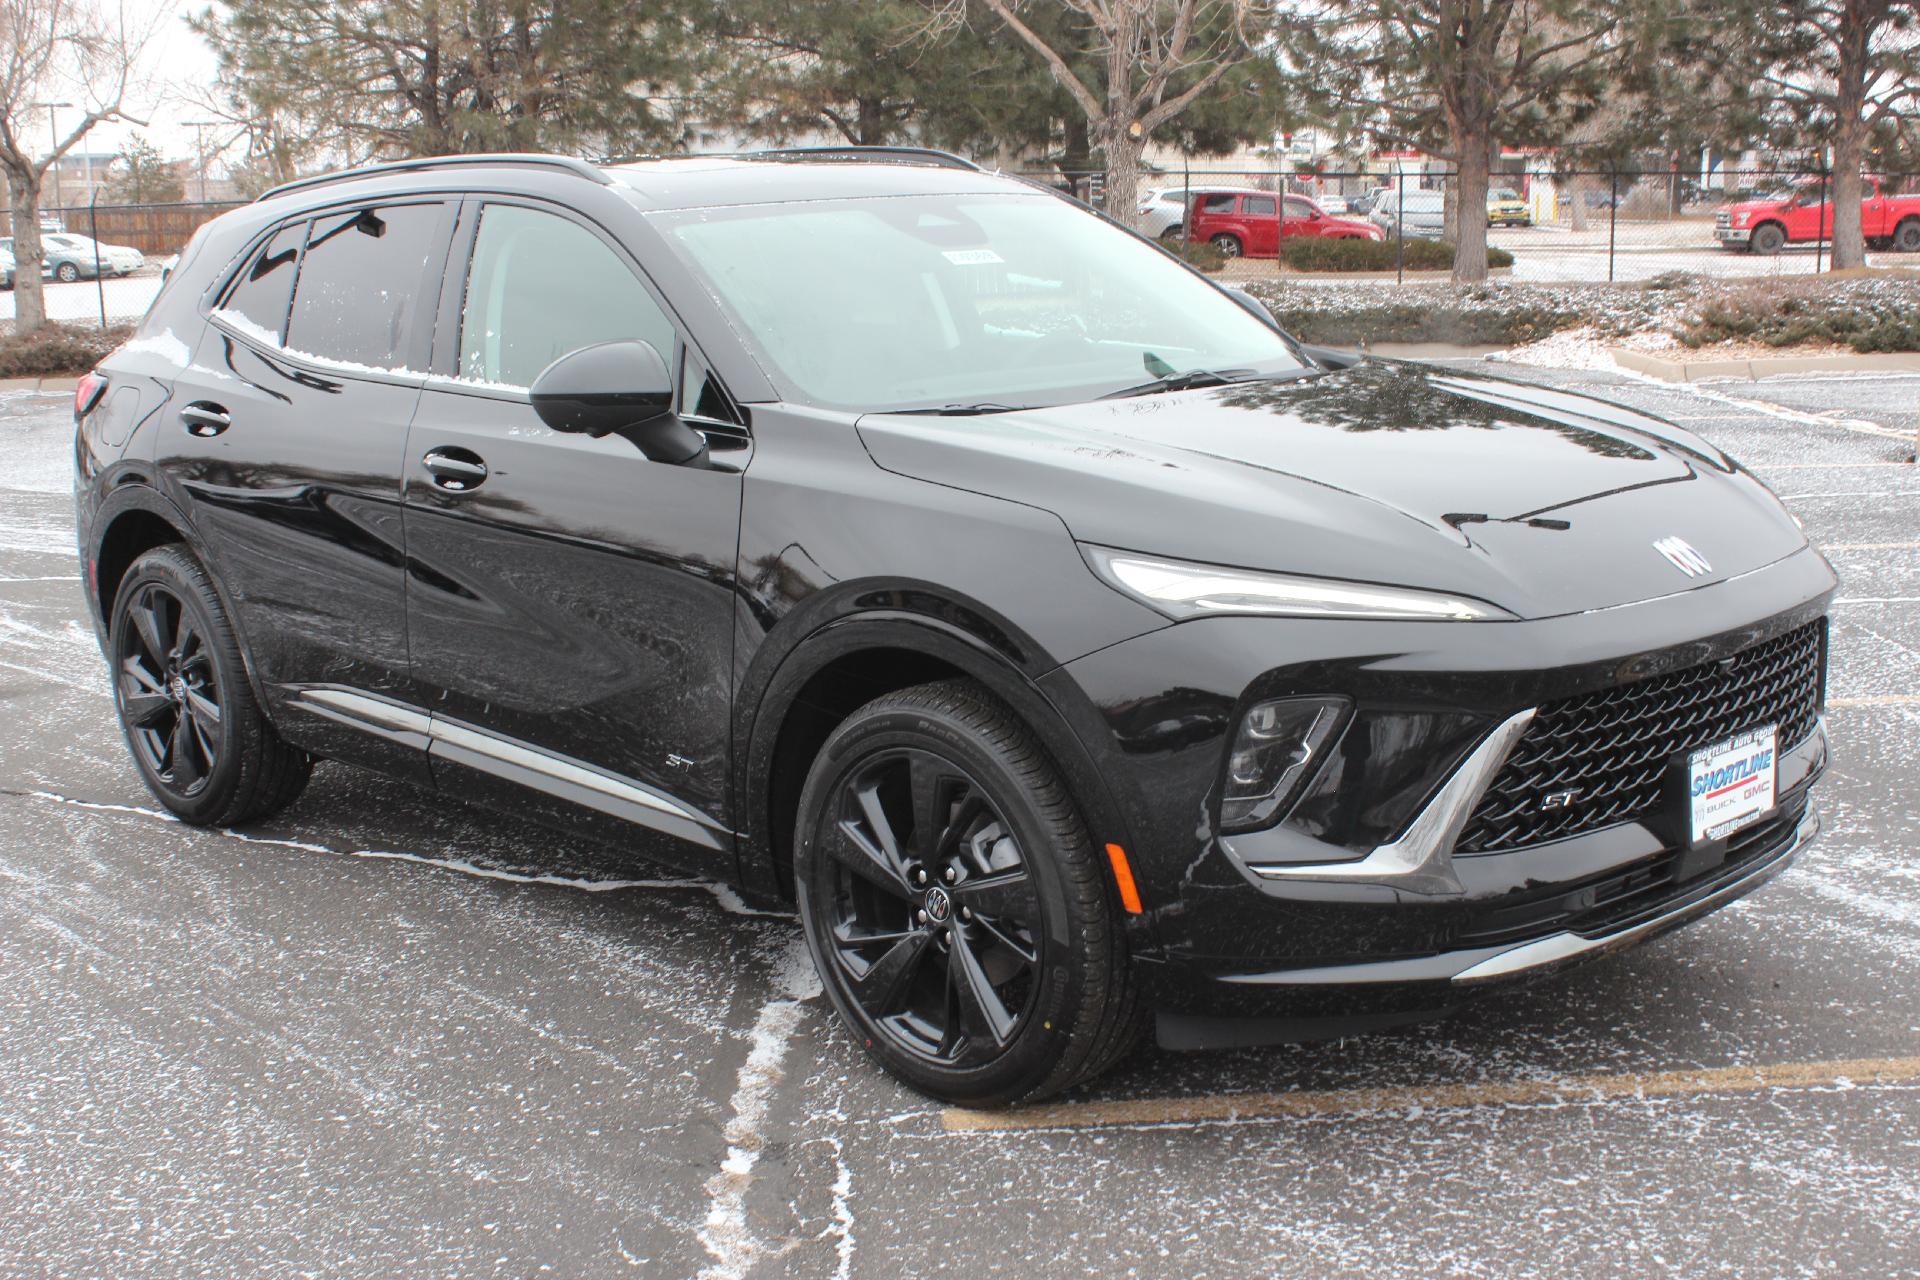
(1188, 192), (1384, 257)
(1716, 176), (1920, 253)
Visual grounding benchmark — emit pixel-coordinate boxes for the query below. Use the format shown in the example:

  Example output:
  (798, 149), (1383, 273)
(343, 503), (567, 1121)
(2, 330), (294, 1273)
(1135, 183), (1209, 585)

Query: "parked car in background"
(1487, 188), (1532, 226)
(1347, 186), (1394, 216)
(1137, 186), (1266, 240)
(1368, 187), (1446, 239)
(1316, 194), (1350, 215)
(0, 233), (145, 282)
(0, 246), (13, 290)
(1716, 175), (1920, 253)
(1190, 191), (1384, 257)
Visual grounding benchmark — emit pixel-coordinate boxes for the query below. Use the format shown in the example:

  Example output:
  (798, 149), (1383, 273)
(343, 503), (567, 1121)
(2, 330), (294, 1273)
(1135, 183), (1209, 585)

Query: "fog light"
(1219, 696), (1348, 833)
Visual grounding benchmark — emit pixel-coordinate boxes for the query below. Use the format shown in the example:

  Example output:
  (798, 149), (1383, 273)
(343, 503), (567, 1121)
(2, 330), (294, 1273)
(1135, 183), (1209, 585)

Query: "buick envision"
(74, 148), (1831, 1106)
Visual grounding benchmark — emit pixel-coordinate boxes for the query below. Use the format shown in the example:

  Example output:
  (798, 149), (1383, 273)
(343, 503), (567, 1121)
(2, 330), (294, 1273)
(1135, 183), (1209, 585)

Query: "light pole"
(33, 100), (73, 218)
(186, 121), (218, 203)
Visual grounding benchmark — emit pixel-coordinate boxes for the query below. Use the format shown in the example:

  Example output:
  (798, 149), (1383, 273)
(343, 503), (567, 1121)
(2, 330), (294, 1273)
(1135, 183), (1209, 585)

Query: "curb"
(0, 375), (81, 394)
(1609, 348), (1920, 382)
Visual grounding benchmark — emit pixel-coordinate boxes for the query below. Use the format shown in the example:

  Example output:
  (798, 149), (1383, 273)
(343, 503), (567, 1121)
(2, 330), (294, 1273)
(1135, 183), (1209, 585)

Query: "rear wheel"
(1210, 233), (1242, 258)
(110, 546), (313, 825)
(1895, 219), (1920, 253)
(793, 680), (1138, 1106)
(1749, 222), (1787, 254)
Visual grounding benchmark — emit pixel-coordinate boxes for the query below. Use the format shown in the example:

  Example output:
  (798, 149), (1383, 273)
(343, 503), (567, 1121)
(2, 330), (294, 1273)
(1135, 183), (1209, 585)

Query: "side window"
(1197, 193), (1235, 215)
(285, 203), (443, 368)
(1282, 197), (1314, 219)
(220, 221), (307, 345)
(459, 203), (676, 389)
(1243, 196), (1277, 217)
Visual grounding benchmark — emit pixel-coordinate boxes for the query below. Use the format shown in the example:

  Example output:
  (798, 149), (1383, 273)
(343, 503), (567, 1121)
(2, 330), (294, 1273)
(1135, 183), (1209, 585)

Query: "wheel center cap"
(923, 885), (952, 924)
(167, 674), (188, 701)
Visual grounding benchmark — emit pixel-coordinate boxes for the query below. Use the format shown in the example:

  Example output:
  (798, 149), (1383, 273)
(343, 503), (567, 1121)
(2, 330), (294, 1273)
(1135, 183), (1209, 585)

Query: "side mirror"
(529, 340), (708, 466)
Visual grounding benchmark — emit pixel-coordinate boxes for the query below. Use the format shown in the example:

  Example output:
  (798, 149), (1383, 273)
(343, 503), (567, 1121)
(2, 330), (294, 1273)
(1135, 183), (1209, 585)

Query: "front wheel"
(1210, 233), (1242, 258)
(793, 680), (1139, 1107)
(1749, 223), (1786, 254)
(110, 545), (313, 825)
(54, 261), (79, 283)
(1894, 219), (1920, 253)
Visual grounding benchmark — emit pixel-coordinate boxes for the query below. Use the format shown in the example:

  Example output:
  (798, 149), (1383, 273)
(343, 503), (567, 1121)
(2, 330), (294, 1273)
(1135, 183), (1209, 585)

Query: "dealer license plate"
(1687, 725), (1778, 845)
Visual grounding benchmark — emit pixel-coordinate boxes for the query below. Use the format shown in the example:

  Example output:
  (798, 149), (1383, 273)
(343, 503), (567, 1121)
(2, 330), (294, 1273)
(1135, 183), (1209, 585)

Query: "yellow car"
(1488, 189), (1532, 226)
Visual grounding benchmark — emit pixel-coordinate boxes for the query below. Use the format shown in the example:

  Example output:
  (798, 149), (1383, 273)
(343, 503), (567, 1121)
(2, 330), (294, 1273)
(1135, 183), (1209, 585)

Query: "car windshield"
(652, 192), (1305, 412)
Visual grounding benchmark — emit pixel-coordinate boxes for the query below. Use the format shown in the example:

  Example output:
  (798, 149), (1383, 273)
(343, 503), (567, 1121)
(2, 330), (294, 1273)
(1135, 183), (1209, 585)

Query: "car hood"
(1322, 215), (1380, 236)
(855, 360), (1809, 620)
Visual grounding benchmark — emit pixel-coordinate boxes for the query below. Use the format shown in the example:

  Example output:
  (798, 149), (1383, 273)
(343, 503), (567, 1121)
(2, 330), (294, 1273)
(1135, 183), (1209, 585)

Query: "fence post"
(1607, 166), (1619, 284)
(1396, 179), (1405, 286)
(90, 191), (106, 330)
(1183, 152), (1192, 246)
(1814, 164), (1829, 274)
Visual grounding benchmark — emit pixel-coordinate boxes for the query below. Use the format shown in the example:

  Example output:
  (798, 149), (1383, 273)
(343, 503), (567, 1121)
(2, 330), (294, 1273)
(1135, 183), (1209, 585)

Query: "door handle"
(422, 446), (489, 492)
(180, 402), (231, 437)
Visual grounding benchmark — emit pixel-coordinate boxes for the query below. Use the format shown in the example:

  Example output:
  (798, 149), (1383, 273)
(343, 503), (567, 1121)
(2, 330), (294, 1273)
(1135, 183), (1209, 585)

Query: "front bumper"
(1044, 545), (1835, 1026)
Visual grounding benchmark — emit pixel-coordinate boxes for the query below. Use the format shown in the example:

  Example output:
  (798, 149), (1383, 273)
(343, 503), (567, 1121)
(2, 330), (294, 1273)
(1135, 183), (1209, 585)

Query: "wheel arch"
(88, 485), (273, 714)
(736, 608), (1139, 920)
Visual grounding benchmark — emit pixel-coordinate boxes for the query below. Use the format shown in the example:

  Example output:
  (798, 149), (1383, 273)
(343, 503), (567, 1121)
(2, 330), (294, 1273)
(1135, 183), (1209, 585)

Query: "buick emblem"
(1653, 536), (1712, 578)
(923, 885), (952, 923)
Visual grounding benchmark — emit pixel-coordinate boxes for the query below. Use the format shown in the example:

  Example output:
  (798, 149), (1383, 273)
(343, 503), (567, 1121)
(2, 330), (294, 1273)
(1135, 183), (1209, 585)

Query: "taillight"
(75, 370), (107, 419)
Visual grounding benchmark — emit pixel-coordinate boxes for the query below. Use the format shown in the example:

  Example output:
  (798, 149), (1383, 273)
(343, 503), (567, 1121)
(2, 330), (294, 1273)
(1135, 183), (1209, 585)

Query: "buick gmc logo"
(1653, 536), (1712, 578)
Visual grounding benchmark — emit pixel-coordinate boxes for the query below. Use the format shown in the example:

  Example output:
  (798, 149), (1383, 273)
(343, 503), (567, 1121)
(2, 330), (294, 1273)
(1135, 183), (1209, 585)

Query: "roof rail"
(741, 146), (984, 172)
(256, 153), (610, 203)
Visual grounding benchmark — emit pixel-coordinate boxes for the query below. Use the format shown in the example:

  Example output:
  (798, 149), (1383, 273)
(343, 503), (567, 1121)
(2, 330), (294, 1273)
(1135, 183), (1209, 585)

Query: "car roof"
(599, 155), (1034, 210)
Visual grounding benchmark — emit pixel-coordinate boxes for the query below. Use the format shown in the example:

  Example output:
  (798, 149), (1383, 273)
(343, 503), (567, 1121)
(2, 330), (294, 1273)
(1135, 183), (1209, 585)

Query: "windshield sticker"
(942, 248), (1004, 266)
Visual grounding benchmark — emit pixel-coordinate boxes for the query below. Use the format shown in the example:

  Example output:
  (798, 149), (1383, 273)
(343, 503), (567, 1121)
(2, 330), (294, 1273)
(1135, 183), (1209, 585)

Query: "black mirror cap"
(529, 340), (707, 465)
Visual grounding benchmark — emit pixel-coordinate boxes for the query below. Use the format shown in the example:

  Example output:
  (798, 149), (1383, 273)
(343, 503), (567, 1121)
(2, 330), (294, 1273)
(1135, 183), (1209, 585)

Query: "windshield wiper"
(1097, 367), (1259, 400)
(870, 401), (1032, 416)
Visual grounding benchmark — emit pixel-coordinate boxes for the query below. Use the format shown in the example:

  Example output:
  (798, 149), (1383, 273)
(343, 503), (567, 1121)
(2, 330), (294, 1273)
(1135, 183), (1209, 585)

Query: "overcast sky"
(72, 3), (220, 163)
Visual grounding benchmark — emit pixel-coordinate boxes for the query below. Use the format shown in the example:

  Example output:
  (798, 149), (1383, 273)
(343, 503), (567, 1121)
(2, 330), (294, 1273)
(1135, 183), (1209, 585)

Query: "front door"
(1241, 195), (1280, 256)
(401, 198), (745, 876)
(154, 200), (452, 777)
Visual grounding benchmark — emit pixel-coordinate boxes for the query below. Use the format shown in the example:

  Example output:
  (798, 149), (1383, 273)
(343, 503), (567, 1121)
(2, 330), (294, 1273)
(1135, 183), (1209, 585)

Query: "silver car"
(1368, 188), (1447, 239)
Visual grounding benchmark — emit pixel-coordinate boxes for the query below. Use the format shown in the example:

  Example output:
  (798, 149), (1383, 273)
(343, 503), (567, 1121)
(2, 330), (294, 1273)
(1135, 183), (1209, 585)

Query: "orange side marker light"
(1104, 843), (1144, 915)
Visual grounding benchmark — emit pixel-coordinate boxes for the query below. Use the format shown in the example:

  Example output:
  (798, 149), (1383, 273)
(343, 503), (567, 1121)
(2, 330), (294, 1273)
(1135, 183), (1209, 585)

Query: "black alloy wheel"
(794, 680), (1141, 1106)
(115, 578), (221, 799)
(110, 545), (313, 825)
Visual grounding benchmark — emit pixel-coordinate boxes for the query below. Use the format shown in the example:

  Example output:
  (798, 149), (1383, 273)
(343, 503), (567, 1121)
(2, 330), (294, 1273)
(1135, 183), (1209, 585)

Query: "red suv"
(1188, 192), (1384, 257)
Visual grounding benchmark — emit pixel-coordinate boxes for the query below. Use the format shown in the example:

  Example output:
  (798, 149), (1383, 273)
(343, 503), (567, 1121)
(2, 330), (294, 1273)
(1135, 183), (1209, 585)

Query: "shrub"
(1678, 278), (1920, 352)
(0, 322), (130, 378)
(1164, 238), (1228, 273)
(1280, 236), (1514, 273)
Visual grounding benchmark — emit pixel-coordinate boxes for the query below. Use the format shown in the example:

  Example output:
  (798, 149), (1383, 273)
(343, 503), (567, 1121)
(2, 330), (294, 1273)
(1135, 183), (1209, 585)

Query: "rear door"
(1241, 195), (1279, 255)
(401, 197), (746, 875)
(154, 199), (453, 777)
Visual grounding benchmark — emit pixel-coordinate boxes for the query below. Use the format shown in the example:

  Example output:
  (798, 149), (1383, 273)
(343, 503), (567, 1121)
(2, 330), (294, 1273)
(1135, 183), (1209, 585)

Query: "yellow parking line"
(942, 1055), (1920, 1134)
(1827, 695), (1920, 708)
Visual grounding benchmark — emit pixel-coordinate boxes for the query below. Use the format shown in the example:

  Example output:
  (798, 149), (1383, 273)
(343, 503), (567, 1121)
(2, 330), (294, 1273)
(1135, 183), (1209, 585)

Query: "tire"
(1749, 223), (1786, 254)
(793, 679), (1139, 1107)
(110, 545), (313, 826)
(1895, 219), (1920, 253)
(1210, 233), (1242, 258)
(54, 261), (79, 283)
(1158, 225), (1184, 242)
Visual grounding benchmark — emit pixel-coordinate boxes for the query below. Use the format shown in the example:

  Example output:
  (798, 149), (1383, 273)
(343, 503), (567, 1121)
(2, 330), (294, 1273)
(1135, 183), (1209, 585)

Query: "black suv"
(75, 149), (1831, 1106)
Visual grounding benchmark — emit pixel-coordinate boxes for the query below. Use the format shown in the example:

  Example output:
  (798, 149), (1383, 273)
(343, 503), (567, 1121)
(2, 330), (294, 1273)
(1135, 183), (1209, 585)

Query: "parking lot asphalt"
(2, 366), (1917, 1279)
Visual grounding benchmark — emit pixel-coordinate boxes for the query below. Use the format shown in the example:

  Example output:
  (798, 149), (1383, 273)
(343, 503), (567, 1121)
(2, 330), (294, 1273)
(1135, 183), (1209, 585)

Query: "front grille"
(1457, 619), (1825, 853)
(1716, 211), (1732, 232)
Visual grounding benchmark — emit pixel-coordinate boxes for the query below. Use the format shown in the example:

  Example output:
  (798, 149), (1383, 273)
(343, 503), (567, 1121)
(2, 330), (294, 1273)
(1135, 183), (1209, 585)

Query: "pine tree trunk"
(1453, 135), (1492, 283)
(1830, 14), (1870, 272)
(9, 177), (48, 335)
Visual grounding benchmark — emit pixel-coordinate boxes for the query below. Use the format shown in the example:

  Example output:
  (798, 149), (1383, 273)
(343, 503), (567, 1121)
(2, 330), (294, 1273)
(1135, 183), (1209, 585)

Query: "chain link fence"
(1023, 166), (1920, 284)
(2, 196), (244, 332)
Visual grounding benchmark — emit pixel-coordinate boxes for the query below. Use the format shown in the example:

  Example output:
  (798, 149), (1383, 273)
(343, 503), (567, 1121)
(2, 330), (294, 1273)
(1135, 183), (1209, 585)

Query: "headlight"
(1221, 696), (1348, 832)
(1082, 546), (1514, 621)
